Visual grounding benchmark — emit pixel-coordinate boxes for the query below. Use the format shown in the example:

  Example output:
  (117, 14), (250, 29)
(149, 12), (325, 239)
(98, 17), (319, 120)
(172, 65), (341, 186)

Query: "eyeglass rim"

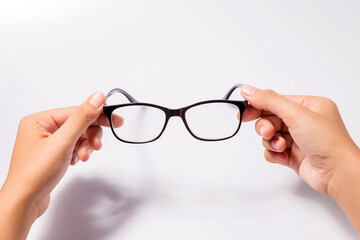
(103, 99), (248, 144)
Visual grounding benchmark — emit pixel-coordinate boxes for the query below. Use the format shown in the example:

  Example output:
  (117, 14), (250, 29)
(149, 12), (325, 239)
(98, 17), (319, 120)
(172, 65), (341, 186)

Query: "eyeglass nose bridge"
(169, 108), (184, 118)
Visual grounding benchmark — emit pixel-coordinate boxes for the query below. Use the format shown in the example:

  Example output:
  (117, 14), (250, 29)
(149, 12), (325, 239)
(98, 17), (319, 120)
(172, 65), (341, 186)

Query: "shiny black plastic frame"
(103, 84), (248, 144)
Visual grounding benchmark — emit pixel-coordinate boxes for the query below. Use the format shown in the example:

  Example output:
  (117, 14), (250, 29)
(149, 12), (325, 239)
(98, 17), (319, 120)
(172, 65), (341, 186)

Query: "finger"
(241, 105), (274, 122)
(262, 134), (287, 153)
(71, 137), (85, 162)
(37, 105), (120, 135)
(41, 106), (77, 132)
(94, 113), (124, 128)
(255, 118), (274, 140)
(77, 139), (93, 162)
(242, 105), (262, 122)
(282, 133), (293, 150)
(54, 92), (105, 148)
(91, 113), (110, 127)
(287, 142), (305, 175)
(255, 116), (284, 140)
(110, 113), (124, 128)
(264, 149), (289, 167)
(87, 125), (103, 151)
(70, 152), (79, 166)
(241, 85), (312, 127)
(283, 95), (317, 108)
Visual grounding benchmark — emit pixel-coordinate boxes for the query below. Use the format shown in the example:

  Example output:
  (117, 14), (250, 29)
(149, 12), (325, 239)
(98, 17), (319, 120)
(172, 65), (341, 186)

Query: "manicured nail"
(242, 85), (259, 96)
(88, 92), (104, 108)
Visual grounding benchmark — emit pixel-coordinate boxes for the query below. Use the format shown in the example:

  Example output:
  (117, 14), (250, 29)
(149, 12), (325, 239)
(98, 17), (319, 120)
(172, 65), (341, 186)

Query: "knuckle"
(264, 150), (271, 162)
(260, 89), (277, 99)
(262, 139), (268, 148)
(320, 97), (337, 108)
(19, 115), (31, 127)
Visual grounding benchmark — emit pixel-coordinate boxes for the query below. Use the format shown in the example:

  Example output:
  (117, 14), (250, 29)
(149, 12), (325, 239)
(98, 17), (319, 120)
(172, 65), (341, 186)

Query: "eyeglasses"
(103, 84), (248, 144)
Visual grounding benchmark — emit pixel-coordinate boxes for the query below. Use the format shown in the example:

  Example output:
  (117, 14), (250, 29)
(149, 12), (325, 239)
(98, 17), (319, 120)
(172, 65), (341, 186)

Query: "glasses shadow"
(39, 177), (146, 240)
(292, 180), (357, 237)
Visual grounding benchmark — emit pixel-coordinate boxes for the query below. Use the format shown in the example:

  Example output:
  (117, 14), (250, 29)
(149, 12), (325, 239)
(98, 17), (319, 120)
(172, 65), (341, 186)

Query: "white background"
(1, 0), (360, 239)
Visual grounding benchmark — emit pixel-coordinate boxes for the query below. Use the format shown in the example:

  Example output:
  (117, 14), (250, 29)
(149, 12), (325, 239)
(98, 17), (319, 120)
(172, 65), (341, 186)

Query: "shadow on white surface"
(40, 177), (146, 240)
(293, 181), (358, 238)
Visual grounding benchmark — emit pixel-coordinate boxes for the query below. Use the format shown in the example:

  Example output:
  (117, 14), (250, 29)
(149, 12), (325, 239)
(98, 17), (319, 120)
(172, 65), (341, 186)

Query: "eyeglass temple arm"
(222, 83), (244, 100)
(105, 88), (139, 105)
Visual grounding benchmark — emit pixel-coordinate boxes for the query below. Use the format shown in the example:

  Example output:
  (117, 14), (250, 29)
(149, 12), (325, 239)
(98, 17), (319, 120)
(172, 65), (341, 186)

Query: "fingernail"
(242, 85), (259, 96)
(74, 156), (79, 164)
(88, 92), (104, 109)
(260, 126), (264, 137)
(271, 139), (279, 150)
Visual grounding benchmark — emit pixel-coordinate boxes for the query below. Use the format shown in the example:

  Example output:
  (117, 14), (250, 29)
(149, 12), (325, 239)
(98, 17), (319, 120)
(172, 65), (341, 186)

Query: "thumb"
(54, 92), (105, 147)
(240, 85), (310, 126)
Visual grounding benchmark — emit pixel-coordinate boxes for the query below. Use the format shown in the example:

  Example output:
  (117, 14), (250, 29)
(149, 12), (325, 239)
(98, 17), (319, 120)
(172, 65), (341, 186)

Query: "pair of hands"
(0, 85), (360, 239)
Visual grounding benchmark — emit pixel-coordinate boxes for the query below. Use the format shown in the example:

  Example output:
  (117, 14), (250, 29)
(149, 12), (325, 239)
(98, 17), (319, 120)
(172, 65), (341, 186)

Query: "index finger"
(241, 95), (310, 122)
(241, 105), (273, 122)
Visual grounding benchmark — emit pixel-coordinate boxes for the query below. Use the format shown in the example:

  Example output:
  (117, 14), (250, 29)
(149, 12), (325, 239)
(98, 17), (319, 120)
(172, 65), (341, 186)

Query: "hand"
(0, 92), (122, 239)
(240, 84), (360, 235)
(240, 85), (360, 195)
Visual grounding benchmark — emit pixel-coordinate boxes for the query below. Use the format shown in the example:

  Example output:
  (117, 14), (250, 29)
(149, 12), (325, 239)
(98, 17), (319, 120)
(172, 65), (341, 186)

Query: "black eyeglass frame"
(103, 84), (248, 144)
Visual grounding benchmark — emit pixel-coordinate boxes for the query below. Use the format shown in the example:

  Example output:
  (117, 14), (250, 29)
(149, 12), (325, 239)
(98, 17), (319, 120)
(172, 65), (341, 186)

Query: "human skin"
(240, 85), (360, 235)
(0, 92), (123, 240)
(0, 86), (360, 239)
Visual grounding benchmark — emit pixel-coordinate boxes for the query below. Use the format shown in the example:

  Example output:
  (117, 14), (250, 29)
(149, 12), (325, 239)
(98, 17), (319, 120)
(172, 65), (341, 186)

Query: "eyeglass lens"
(111, 105), (166, 143)
(185, 102), (240, 140)
(111, 102), (240, 143)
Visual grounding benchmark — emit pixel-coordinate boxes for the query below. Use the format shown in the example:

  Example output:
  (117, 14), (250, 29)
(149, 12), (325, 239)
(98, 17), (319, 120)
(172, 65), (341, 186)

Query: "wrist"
(0, 187), (38, 239)
(0, 179), (40, 217)
(327, 144), (360, 202)
(326, 144), (360, 234)
(0, 182), (39, 239)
